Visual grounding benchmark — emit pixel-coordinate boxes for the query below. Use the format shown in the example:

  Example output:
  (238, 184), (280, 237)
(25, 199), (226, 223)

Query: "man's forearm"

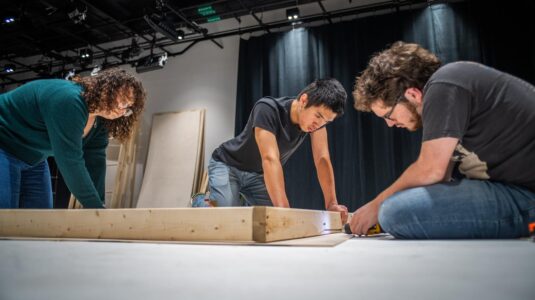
(375, 160), (446, 205)
(315, 156), (338, 208)
(262, 159), (290, 207)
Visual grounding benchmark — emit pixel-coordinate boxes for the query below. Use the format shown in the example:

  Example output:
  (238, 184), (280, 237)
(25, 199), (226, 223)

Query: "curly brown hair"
(72, 68), (146, 142)
(353, 41), (441, 112)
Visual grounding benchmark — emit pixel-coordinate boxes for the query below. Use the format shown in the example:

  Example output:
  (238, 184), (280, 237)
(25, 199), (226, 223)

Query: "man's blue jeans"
(0, 148), (53, 208)
(208, 158), (272, 207)
(378, 179), (535, 239)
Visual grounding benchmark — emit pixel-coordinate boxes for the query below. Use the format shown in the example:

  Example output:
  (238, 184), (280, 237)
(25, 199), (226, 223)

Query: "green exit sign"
(207, 16), (221, 23)
(198, 5), (216, 16)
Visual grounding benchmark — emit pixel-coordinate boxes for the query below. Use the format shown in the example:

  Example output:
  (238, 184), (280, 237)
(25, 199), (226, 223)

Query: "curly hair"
(72, 68), (146, 142)
(353, 41), (441, 112)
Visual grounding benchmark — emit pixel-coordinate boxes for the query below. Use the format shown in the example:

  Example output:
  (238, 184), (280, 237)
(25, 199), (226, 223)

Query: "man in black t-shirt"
(349, 41), (535, 238)
(207, 79), (348, 221)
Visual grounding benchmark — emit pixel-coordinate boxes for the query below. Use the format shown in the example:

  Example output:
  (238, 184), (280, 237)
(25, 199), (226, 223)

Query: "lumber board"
(110, 121), (139, 209)
(0, 208), (254, 242)
(253, 207), (342, 242)
(0, 207), (343, 243)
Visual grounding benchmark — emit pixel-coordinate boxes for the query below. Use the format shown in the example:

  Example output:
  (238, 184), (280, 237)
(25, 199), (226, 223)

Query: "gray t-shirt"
(212, 97), (307, 173)
(422, 61), (535, 191)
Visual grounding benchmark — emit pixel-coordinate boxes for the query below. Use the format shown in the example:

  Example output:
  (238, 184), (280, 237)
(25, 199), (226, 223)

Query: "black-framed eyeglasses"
(383, 94), (404, 121)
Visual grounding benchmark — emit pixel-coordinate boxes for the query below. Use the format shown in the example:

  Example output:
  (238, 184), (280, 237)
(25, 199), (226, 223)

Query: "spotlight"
(135, 52), (168, 73)
(90, 65), (102, 76)
(286, 8), (299, 21)
(64, 69), (76, 80)
(3, 17), (16, 24)
(177, 29), (185, 40)
(3, 64), (16, 73)
(79, 48), (93, 65)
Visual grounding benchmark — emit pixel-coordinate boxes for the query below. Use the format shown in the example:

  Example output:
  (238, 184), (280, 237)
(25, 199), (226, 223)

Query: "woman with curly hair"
(0, 68), (146, 208)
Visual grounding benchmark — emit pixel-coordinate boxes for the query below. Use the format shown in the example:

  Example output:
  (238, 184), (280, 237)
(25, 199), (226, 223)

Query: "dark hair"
(297, 78), (347, 115)
(72, 68), (146, 142)
(353, 41), (441, 112)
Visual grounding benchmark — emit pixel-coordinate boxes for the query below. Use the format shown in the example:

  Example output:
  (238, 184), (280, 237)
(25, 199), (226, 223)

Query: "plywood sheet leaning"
(191, 111), (205, 195)
(136, 109), (206, 208)
(0, 207), (343, 243)
(0, 208), (254, 242)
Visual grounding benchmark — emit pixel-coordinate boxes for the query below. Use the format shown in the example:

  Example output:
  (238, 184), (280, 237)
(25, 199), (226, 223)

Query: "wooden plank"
(199, 170), (209, 194)
(0, 207), (342, 243)
(253, 207), (343, 242)
(0, 208), (254, 242)
(68, 195), (82, 209)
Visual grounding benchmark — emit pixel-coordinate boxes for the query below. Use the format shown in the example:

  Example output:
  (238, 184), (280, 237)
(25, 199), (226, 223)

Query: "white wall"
(123, 35), (240, 202)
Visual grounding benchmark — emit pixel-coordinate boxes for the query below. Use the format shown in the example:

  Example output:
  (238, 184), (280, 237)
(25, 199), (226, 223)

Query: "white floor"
(1, 236), (534, 300)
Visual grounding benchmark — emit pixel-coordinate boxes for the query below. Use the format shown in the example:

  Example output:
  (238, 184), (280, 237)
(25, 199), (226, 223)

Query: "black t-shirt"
(422, 61), (535, 191)
(212, 97), (307, 173)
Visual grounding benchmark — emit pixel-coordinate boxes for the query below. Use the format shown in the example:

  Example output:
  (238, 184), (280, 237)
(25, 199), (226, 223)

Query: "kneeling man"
(350, 41), (535, 238)
(208, 79), (348, 221)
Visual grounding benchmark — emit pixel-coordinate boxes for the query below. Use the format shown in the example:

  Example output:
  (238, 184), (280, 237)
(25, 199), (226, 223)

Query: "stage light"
(286, 8), (299, 21)
(135, 52), (168, 73)
(3, 17), (16, 24)
(4, 64), (15, 73)
(177, 29), (185, 40)
(64, 69), (76, 80)
(90, 65), (102, 76)
(79, 48), (93, 65)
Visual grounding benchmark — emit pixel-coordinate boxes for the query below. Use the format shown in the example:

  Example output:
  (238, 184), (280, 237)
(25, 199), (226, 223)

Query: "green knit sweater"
(0, 79), (108, 208)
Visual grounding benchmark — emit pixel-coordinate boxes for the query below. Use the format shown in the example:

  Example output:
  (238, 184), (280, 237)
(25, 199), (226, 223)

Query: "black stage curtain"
(235, 0), (535, 210)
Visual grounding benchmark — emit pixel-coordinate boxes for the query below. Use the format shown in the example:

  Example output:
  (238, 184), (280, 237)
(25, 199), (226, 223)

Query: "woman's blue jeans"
(0, 148), (53, 208)
(378, 179), (535, 239)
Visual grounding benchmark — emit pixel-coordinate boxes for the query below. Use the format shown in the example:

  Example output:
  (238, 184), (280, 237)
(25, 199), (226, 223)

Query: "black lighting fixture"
(79, 48), (93, 65)
(286, 8), (300, 20)
(3, 64), (16, 73)
(64, 68), (76, 80)
(144, 13), (181, 41)
(177, 29), (185, 40)
(67, 1), (87, 25)
(90, 65), (102, 76)
(135, 52), (168, 73)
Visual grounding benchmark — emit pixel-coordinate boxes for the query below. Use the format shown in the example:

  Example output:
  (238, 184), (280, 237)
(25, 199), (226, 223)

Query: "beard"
(405, 102), (422, 131)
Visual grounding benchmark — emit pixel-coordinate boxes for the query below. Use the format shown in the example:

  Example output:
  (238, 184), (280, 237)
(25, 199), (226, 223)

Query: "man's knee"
(378, 187), (430, 238)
